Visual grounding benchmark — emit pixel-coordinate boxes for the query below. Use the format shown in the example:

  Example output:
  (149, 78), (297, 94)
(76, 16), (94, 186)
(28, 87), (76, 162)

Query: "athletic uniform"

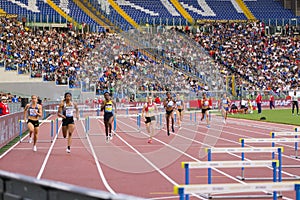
(165, 98), (175, 115)
(176, 99), (184, 113)
(103, 100), (114, 122)
(62, 102), (75, 126)
(144, 102), (156, 123)
(221, 97), (229, 111)
(202, 98), (210, 114)
(27, 104), (39, 127)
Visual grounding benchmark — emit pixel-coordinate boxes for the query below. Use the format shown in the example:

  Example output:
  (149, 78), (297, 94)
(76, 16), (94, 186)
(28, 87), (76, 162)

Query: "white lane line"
(36, 119), (62, 180)
(0, 117), (52, 159)
(81, 119), (116, 195)
(118, 117), (297, 199)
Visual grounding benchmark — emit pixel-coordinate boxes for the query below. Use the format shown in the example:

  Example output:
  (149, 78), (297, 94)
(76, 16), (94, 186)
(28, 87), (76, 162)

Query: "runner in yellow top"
(101, 92), (117, 143)
(142, 96), (158, 144)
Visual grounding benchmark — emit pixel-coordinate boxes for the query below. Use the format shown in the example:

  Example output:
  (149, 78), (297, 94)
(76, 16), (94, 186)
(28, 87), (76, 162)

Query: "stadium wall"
(0, 169), (145, 200)
(0, 82), (69, 100)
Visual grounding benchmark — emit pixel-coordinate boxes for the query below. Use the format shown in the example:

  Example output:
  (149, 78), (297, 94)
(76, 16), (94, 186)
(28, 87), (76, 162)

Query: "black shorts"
(62, 117), (74, 126)
(241, 105), (247, 109)
(145, 116), (156, 124)
(177, 109), (183, 113)
(27, 119), (39, 127)
(104, 112), (114, 122)
(202, 107), (210, 114)
(166, 110), (173, 116)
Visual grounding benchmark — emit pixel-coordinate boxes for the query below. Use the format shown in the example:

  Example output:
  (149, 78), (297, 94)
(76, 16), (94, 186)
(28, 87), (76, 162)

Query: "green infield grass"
(227, 108), (300, 126)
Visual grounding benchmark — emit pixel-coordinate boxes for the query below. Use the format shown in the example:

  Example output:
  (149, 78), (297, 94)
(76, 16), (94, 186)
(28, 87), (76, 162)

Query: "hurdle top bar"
(181, 160), (279, 169)
(205, 147), (284, 153)
(270, 131), (300, 136)
(240, 138), (300, 143)
(173, 182), (300, 195)
(19, 119), (54, 123)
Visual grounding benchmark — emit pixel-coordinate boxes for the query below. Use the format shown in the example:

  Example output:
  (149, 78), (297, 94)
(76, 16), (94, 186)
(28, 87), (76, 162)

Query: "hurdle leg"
(184, 164), (190, 200)
(50, 120), (54, 142)
(19, 120), (22, 142)
(296, 184), (300, 200)
(178, 187), (185, 200)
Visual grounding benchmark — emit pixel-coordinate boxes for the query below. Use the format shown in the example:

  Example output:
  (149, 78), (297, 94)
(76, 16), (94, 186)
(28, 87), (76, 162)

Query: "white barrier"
(174, 182), (300, 200)
(271, 128), (300, 159)
(206, 147), (284, 182)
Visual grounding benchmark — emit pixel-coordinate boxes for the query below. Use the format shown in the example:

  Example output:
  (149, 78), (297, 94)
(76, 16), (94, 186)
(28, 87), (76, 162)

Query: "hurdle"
(271, 127), (300, 159)
(19, 119), (54, 142)
(87, 113), (141, 134)
(240, 138), (300, 181)
(44, 106), (98, 119)
(174, 182), (300, 200)
(181, 160), (279, 200)
(54, 118), (87, 139)
(206, 147), (283, 182)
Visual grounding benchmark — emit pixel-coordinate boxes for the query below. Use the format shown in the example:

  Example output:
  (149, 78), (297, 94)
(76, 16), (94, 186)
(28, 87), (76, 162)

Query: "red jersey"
(269, 95), (274, 102)
(0, 102), (10, 116)
(154, 97), (161, 104)
(256, 94), (262, 104)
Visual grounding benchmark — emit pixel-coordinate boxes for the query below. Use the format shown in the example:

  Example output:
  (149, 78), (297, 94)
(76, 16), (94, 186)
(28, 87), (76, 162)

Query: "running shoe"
(105, 136), (110, 143)
(147, 139), (152, 144)
(172, 126), (175, 133)
(66, 148), (71, 153)
(167, 131), (170, 136)
(33, 145), (37, 152)
(29, 137), (32, 143)
(109, 133), (113, 140)
(223, 120), (226, 124)
(206, 125), (210, 128)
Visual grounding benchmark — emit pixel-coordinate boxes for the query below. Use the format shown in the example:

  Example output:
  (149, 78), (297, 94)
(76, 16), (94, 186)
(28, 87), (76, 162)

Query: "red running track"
(0, 113), (300, 200)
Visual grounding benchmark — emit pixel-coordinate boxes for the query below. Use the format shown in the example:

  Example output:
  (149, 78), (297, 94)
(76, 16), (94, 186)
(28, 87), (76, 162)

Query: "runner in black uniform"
(57, 92), (79, 153)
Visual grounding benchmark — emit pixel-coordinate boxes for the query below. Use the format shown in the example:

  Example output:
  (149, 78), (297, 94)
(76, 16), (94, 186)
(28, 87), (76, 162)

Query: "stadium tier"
(1, 0), (299, 27)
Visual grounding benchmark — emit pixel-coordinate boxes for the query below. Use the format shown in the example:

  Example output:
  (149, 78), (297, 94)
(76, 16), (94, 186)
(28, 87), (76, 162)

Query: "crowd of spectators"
(187, 21), (300, 95)
(1, 16), (299, 101)
(0, 16), (209, 98)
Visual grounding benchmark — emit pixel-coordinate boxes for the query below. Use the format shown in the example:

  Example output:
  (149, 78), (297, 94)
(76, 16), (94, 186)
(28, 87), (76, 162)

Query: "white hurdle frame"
(174, 182), (300, 200)
(206, 147), (284, 182)
(181, 160), (279, 200)
(271, 127), (300, 159)
(240, 138), (300, 181)
(19, 119), (54, 143)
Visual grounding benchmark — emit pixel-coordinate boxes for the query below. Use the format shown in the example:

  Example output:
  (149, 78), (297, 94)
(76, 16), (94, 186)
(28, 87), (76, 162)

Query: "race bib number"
(105, 105), (113, 112)
(29, 108), (37, 116)
(66, 109), (73, 117)
(167, 101), (174, 107)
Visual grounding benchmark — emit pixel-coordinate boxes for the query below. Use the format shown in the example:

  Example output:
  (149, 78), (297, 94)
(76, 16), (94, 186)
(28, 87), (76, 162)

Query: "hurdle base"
(282, 164), (300, 168)
(236, 175), (300, 181)
(290, 155), (300, 159)
(57, 136), (87, 139)
(199, 193), (276, 199)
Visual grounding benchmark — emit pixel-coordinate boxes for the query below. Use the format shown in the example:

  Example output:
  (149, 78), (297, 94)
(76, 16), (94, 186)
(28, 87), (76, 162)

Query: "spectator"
(129, 94), (135, 102)
(269, 94), (275, 109)
(291, 90), (299, 115)
(0, 96), (10, 116)
(256, 92), (262, 114)
(240, 99), (248, 114)
(11, 95), (19, 103)
(154, 95), (161, 104)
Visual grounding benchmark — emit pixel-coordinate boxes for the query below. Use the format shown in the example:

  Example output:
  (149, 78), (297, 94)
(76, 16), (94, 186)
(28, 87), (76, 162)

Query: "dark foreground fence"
(0, 170), (145, 200)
